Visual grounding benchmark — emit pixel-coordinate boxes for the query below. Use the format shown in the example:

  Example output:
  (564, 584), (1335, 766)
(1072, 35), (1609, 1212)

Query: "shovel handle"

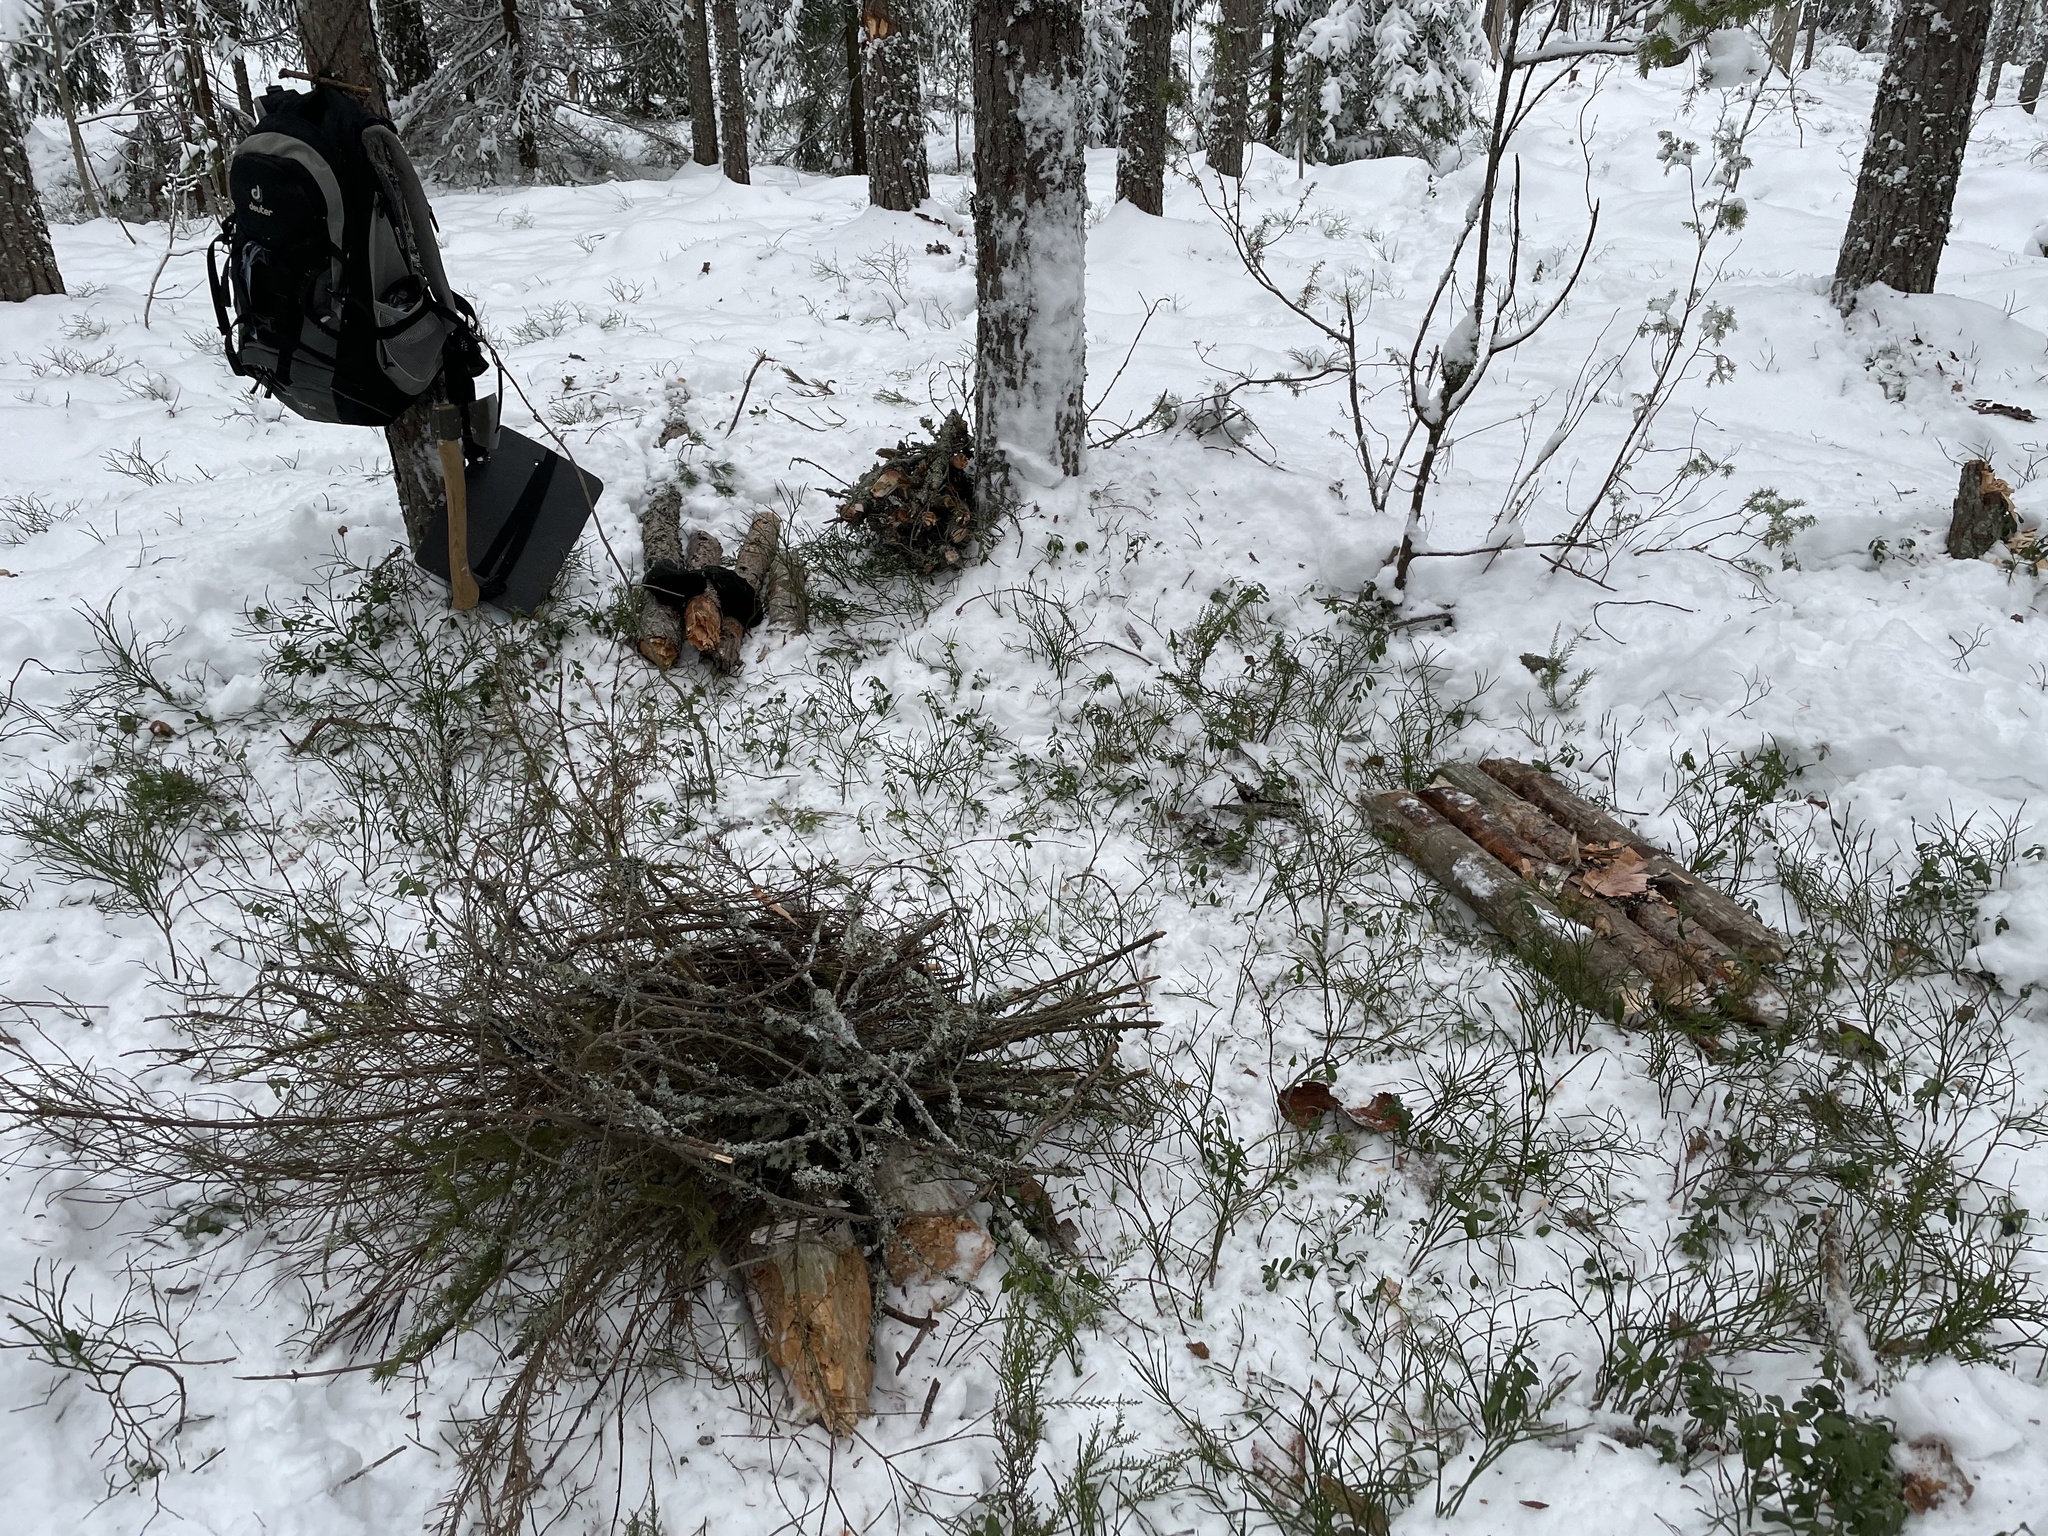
(436, 403), (479, 611)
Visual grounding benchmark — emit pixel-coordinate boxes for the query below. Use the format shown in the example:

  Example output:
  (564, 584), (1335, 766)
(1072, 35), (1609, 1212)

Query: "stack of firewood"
(1366, 760), (1787, 1026)
(634, 489), (804, 671)
(836, 411), (977, 572)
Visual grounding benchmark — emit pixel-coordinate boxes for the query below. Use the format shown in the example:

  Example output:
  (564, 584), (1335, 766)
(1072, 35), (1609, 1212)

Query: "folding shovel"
(417, 415), (605, 615)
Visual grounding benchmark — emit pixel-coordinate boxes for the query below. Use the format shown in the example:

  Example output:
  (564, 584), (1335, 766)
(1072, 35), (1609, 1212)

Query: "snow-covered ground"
(4, 47), (2048, 1536)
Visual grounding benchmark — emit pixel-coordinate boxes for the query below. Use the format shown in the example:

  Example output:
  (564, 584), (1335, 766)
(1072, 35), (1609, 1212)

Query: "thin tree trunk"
(682, 0), (720, 165)
(711, 0), (751, 183)
(1, 69), (65, 301)
(106, 0), (166, 217)
(972, 0), (1087, 510)
(862, 0), (927, 209)
(40, 0), (105, 219)
(296, 0), (444, 550)
(846, 0), (868, 174)
(2025, 5), (2048, 111)
(1115, 0), (1172, 213)
(377, 0), (435, 96)
(1207, 0), (1261, 176)
(233, 56), (255, 117)
(501, 0), (541, 174)
(1831, 0), (1997, 310)
(1266, 8), (1293, 141)
(1987, 0), (2027, 95)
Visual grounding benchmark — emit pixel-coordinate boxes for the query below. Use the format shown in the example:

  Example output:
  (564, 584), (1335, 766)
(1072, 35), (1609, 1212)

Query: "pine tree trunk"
(297, 0), (445, 551)
(1, 69), (64, 302)
(1266, 10), (1293, 141)
(862, 0), (927, 209)
(377, 0), (435, 95)
(1115, 0), (1172, 213)
(711, 0), (751, 183)
(501, 0), (541, 174)
(972, 0), (1087, 510)
(1831, 0), (1997, 310)
(682, 0), (720, 165)
(846, 1), (868, 174)
(1207, 0), (1261, 176)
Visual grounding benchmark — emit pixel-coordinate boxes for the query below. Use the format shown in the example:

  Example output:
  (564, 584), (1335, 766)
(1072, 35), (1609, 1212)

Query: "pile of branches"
(4, 855), (1152, 1531)
(836, 411), (979, 572)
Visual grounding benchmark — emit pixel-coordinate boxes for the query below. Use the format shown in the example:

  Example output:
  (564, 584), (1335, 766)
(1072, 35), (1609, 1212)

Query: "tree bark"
(862, 0), (928, 210)
(1830, 0), (1997, 310)
(40, 0), (105, 220)
(1986, 0), (2027, 96)
(682, 0), (720, 165)
(846, 0), (868, 174)
(973, 0), (1087, 511)
(0, 69), (64, 302)
(711, 0), (751, 183)
(500, 0), (541, 174)
(1115, 0), (1172, 213)
(297, 0), (445, 551)
(1206, 0), (1261, 176)
(1266, 8), (1294, 141)
(2026, 54), (2047, 111)
(377, 0), (435, 96)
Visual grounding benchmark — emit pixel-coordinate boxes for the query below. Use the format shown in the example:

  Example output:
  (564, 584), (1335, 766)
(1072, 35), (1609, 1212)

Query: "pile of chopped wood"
(635, 491), (804, 671)
(836, 410), (978, 572)
(1367, 760), (1787, 1026)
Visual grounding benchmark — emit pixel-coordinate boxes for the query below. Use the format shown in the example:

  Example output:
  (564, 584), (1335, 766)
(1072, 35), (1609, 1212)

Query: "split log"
(636, 485), (685, 668)
(682, 530), (726, 652)
(1945, 459), (2018, 559)
(1364, 789), (1654, 1023)
(1478, 759), (1785, 964)
(742, 1222), (874, 1435)
(711, 510), (781, 671)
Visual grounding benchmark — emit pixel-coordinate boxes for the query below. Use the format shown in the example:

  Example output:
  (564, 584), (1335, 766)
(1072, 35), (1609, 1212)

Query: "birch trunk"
(972, 0), (1087, 509)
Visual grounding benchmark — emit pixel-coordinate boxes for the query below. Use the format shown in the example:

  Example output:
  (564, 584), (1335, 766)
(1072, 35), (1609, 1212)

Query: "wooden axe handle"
(436, 402), (479, 611)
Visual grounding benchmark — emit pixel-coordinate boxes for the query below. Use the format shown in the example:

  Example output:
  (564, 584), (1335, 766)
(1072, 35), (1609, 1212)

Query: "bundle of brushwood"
(4, 860), (1157, 1520)
(637, 495), (795, 670)
(1366, 760), (1787, 1026)
(837, 411), (977, 572)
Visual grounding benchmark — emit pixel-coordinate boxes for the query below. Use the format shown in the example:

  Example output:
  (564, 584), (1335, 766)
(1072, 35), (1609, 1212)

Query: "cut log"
(1478, 760), (1785, 964)
(743, 1222), (874, 1435)
(766, 546), (810, 633)
(710, 510), (782, 670)
(1364, 789), (1655, 1023)
(1419, 782), (1707, 1010)
(636, 485), (685, 668)
(1945, 459), (2018, 559)
(683, 592), (724, 652)
(1433, 762), (1579, 865)
(656, 377), (694, 448)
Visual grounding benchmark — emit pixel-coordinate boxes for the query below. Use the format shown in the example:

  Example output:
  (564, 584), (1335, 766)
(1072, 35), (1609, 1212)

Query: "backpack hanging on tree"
(208, 82), (484, 426)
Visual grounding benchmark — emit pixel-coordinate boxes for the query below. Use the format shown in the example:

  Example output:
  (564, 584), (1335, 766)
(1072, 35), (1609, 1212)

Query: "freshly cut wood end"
(885, 1213), (994, 1287)
(637, 635), (679, 670)
(683, 591), (724, 653)
(744, 1226), (874, 1436)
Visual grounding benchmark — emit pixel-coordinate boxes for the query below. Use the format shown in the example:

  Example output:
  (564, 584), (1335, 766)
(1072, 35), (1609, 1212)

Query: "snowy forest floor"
(5, 45), (2048, 1536)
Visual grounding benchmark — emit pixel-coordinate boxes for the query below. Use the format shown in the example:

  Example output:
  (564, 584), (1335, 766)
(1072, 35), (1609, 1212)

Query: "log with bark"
(635, 485), (685, 668)
(1945, 458), (2019, 559)
(1369, 760), (1792, 1027)
(639, 509), (784, 672)
(741, 1221), (873, 1434)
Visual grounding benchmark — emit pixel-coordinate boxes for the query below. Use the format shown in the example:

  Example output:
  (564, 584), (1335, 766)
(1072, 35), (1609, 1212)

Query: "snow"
(5, 50), (2048, 1536)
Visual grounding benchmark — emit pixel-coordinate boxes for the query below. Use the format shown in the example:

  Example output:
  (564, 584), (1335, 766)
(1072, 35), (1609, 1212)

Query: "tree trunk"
(972, 0), (1087, 510)
(1, 69), (64, 302)
(40, 0), (105, 220)
(1207, 0), (1261, 176)
(1830, 0), (1997, 311)
(500, 0), (541, 174)
(297, 0), (445, 551)
(377, 0), (435, 96)
(1115, 0), (1173, 213)
(846, 0), (868, 174)
(862, 0), (927, 209)
(711, 0), (751, 183)
(1987, 0), (2027, 100)
(682, 0), (720, 165)
(1266, 9), (1294, 141)
(2026, 53), (2047, 111)
(106, 0), (167, 217)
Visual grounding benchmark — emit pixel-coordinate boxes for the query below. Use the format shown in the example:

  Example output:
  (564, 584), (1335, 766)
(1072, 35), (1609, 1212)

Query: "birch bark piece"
(635, 484), (684, 667)
(1478, 759), (1786, 963)
(743, 1223), (874, 1435)
(1364, 789), (1653, 1023)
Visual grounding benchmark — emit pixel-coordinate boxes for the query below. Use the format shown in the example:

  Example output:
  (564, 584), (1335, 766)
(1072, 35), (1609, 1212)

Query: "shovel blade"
(416, 427), (603, 614)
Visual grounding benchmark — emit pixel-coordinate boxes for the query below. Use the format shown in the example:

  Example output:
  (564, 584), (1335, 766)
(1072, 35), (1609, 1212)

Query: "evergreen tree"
(862, 0), (927, 209)
(1114, 0), (1176, 211)
(1294, 0), (1485, 165)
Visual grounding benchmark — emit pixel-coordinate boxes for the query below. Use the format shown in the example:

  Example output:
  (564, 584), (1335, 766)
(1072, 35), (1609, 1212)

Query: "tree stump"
(1945, 459), (2018, 558)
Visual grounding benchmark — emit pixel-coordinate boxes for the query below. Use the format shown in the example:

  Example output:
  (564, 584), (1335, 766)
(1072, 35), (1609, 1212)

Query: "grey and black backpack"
(208, 83), (484, 426)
